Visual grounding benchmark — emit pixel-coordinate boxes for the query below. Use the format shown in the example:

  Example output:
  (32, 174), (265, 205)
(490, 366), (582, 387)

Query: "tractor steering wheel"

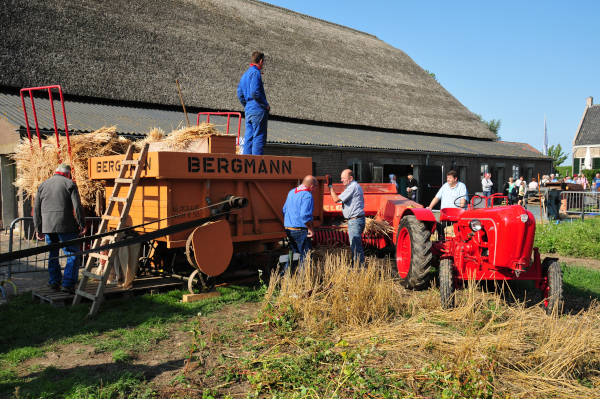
(453, 194), (469, 209)
(469, 195), (486, 209)
(453, 194), (482, 209)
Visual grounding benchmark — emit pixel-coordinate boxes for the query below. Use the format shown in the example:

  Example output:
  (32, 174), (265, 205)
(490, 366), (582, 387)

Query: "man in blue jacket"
(282, 175), (317, 272)
(237, 51), (270, 155)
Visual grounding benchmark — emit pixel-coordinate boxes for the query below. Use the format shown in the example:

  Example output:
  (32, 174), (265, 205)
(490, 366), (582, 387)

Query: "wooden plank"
(120, 159), (140, 165)
(182, 292), (221, 303)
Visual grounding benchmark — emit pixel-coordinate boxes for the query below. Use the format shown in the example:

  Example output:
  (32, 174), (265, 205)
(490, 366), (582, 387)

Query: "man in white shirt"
(426, 170), (468, 210)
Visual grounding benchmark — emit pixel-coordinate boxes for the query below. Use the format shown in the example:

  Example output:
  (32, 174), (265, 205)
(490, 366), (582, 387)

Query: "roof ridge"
(247, 0), (378, 39)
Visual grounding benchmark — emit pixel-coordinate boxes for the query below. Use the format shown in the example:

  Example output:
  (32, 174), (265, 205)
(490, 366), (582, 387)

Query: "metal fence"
(560, 191), (600, 220)
(0, 217), (101, 280)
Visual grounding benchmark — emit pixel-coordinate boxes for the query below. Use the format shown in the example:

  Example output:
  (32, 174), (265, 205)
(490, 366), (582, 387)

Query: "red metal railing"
(197, 112), (242, 145)
(19, 85), (72, 163)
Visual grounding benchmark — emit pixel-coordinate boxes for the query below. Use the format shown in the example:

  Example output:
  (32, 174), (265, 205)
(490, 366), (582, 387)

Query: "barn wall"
(266, 144), (552, 204)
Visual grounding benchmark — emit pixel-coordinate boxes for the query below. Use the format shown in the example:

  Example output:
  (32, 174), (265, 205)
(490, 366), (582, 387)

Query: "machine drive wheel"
(186, 235), (216, 294)
(543, 258), (564, 314)
(395, 215), (433, 289)
(188, 269), (216, 294)
(439, 258), (455, 309)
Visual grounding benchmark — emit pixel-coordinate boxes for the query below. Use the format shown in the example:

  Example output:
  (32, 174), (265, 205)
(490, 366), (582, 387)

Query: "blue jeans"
(45, 232), (81, 288)
(243, 111), (268, 155)
(347, 217), (365, 265)
(483, 190), (491, 206)
(284, 228), (311, 273)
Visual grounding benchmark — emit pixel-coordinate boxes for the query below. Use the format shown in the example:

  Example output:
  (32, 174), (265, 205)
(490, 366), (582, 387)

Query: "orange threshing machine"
(88, 130), (324, 290)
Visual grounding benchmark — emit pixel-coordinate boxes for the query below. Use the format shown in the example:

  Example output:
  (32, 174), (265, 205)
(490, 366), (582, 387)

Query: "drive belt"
(0, 196), (247, 263)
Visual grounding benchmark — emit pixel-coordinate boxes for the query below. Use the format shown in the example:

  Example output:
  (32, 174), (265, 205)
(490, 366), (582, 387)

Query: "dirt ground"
(13, 302), (260, 396)
(542, 253), (600, 270)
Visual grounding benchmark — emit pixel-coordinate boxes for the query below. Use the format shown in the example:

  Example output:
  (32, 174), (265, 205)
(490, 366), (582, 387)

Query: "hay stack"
(136, 123), (224, 152)
(12, 126), (131, 208)
(264, 253), (600, 398)
(12, 123), (228, 209)
(133, 127), (165, 149)
(339, 217), (394, 237)
(364, 217), (394, 237)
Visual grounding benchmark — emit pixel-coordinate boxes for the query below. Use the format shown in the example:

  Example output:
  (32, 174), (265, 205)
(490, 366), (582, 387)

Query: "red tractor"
(316, 185), (563, 313)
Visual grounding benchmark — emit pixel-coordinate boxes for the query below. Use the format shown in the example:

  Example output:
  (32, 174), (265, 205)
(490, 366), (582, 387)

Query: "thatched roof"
(574, 105), (600, 146)
(1, 0), (496, 140)
(0, 93), (546, 159)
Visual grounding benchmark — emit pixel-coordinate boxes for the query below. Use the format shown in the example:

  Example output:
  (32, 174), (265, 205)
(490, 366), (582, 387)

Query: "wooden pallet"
(32, 276), (184, 306)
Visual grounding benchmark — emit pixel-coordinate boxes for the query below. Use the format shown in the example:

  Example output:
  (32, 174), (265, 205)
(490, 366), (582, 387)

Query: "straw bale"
(11, 126), (131, 208)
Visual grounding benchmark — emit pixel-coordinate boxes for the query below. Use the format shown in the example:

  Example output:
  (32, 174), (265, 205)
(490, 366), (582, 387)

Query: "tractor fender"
(395, 207), (437, 234)
(406, 207), (437, 223)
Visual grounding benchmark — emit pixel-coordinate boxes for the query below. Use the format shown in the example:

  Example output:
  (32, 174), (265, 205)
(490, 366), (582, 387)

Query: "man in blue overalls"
(282, 175), (317, 273)
(237, 51), (270, 155)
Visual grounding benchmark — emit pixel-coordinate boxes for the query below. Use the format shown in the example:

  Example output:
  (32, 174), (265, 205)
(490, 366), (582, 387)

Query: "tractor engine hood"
(457, 205), (536, 270)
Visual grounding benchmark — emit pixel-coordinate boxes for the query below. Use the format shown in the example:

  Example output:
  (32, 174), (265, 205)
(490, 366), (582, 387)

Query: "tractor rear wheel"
(395, 215), (433, 289)
(543, 258), (563, 314)
(439, 258), (455, 309)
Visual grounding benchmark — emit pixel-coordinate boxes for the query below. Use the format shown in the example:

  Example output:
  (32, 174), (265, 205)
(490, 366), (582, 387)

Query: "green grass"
(194, 328), (494, 398)
(1, 367), (153, 399)
(563, 264), (600, 300)
(112, 349), (134, 363)
(0, 286), (263, 356)
(0, 285), (264, 398)
(535, 218), (600, 258)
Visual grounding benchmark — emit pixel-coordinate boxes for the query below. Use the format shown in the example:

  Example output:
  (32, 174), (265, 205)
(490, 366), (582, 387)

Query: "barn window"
(512, 165), (520, 179)
(480, 164), (489, 177)
(352, 161), (362, 181)
(372, 166), (383, 183)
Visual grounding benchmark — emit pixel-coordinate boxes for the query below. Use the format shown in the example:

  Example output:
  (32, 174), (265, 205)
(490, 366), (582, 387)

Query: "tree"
(547, 144), (568, 170)
(474, 114), (501, 140)
(424, 69), (437, 81)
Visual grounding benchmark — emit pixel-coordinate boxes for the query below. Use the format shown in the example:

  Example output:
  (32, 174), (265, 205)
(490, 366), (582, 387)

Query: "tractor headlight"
(520, 214), (529, 223)
(469, 219), (482, 232)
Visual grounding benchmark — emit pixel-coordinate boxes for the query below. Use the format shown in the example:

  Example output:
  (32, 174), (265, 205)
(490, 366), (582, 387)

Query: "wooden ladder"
(73, 143), (149, 316)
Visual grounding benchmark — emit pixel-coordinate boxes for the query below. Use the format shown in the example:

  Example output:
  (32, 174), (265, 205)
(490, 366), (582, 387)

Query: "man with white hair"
(34, 163), (86, 293)
(282, 175), (317, 271)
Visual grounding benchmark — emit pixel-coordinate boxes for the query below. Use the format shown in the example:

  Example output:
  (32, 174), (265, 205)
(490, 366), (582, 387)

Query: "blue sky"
(263, 0), (599, 164)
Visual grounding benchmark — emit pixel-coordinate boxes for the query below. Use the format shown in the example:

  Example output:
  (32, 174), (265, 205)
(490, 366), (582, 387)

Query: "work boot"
(61, 286), (75, 294)
(47, 283), (60, 291)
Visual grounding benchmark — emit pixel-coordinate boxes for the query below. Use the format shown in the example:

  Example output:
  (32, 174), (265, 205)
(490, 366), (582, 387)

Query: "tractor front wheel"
(439, 258), (455, 309)
(395, 215), (433, 289)
(542, 258), (564, 314)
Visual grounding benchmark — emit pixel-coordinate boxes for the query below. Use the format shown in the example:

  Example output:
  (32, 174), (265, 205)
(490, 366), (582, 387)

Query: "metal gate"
(0, 217), (101, 280)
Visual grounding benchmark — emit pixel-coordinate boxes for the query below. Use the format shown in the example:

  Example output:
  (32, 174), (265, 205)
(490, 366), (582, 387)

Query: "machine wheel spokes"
(187, 269), (215, 294)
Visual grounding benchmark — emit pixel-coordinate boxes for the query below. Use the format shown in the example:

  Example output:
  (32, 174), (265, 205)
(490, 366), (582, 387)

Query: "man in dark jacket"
(237, 51), (270, 155)
(34, 164), (86, 293)
(406, 174), (418, 201)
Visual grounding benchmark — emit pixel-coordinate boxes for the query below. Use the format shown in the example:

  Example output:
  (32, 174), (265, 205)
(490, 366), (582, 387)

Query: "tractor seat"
(439, 207), (464, 222)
